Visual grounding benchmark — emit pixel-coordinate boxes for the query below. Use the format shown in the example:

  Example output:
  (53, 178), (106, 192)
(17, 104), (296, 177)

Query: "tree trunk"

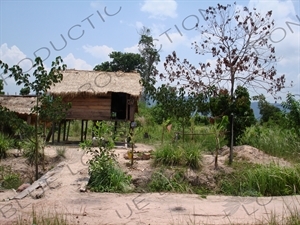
(229, 113), (234, 165)
(35, 97), (39, 180)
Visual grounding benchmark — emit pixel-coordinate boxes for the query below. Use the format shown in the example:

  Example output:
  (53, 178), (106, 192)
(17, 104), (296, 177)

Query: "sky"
(0, 0), (299, 102)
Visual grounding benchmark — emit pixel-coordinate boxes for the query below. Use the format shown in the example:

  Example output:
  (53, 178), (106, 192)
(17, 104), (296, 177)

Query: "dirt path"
(0, 144), (299, 225)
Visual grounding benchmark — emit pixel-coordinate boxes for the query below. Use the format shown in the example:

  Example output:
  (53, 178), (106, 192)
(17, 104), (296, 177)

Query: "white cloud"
(0, 44), (34, 94)
(83, 44), (114, 61)
(90, 1), (103, 9)
(63, 53), (93, 70)
(140, 0), (177, 19)
(124, 44), (139, 54)
(156, 30), (187, 52)
(0, 43), (32, 70)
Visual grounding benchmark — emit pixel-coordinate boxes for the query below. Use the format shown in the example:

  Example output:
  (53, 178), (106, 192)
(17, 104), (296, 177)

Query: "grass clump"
(16, 207), (70, 225)
(56, 147), (66, 158)
(0, 133), (13, 159)
(219, 163), (300, 196)
(239, 125), (300, 163)
(0, 165), (22, 189)
(153, 143), (202, 170)
(81, 121), (132, 193)
(148, 169), (193, 193)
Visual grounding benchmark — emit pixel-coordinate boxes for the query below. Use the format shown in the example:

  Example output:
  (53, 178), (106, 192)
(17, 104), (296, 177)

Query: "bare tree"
(159, 3), (287, 164)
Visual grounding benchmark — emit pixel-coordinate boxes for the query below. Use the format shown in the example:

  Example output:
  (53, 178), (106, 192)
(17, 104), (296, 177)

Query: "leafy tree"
(0, 56), (66, 180)
(19, 87), (30, 95)
(0, 80), (4, 95)
(157, 3), (285, 164)
(94, 51), (144, 72)
(0, 105), (34, 138)
(253, 94), (283, 123)
(282, 93), (300, 136)
(138, 27), (160, 101)
(209, 86), (256, 146)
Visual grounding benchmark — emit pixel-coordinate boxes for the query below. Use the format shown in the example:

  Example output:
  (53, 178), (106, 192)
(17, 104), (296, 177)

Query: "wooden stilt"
(84, 120), (88, 140)
(81, 120), (84, 142)
(63, 120), (66, 141)
(57, 121), (61, 143)
(66, 120), (71, 141)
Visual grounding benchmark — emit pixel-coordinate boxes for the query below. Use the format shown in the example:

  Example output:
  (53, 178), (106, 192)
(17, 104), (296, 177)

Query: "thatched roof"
(48, 69), (143, 97)
(0, 95), (36, 115)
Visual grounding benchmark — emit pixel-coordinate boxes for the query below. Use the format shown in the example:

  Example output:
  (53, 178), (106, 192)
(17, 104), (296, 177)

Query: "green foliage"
(239, 124), (300, 163)
(81, 121), (131, 192)
(153, 143), (202, 169)
(219, 163), (300, 196)
(282, 93), (300, 136)
(150, 104), (166, 125)
(138, 27), (160, 101)
(0, 165), (22, 189)
(39, 95), (71, 123)
(0, 79), (4, 95)
(56, 147), (66, 158)
(254, 94), (283, 123)
(23, 140), (43, 166)
(148, 169), (193, 193)
(20, 87), (30, 95)
(209, 86), (256, 145)
(17, 207), (70, 225)
(0, 133), (13, 159)
(0, 106), (34, 138)
(1, 56), (66, 180)
(94, 51), (144, 72)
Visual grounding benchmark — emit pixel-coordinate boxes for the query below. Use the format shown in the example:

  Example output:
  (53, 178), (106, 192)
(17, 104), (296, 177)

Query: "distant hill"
(251, 102), (284, 119)
(144, 99), (284, 120)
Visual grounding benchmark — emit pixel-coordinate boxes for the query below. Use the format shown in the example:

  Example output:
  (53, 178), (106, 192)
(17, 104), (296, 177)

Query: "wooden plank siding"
(63, 95), (111, 120)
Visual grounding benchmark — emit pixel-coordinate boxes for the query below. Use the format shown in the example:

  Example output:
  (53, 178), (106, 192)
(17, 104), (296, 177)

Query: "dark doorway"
(111, 92), (127, 120)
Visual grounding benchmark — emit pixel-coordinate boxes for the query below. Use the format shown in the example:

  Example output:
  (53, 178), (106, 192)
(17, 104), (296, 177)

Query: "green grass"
(0, 133), (13, 159)
(15, 207), (71, 225)
(148, 168), (193, 193)
(0, 165), (22, 189)
(218, 162), (300, 196)
(239, 125), (300, 163)
(153, 142), (202, 170)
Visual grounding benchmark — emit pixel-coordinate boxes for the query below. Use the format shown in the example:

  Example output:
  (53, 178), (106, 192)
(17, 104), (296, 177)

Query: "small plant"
(17, 206), (70, 225)
(80, 121), (131, 193)
(0, 133), (13, 159)
(56, 147), (66, 158)
(148, 169), (193, 193)
(23, 140), (43, 166)
(0, 165), (22, 189)
(153, 142), (202, 170)
(219, 163), (300, 196)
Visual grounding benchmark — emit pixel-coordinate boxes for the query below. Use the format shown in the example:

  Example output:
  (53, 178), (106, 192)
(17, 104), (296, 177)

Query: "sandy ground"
(0, 143), (299, 225)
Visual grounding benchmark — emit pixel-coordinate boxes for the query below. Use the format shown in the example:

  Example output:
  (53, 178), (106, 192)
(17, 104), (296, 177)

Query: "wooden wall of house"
(62, 93), (138, 121)
(64, 94), (112, 121)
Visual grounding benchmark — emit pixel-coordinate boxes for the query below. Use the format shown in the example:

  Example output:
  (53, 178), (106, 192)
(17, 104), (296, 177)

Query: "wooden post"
(51, 122), (56, 144)
(81, 120), (84, 142)
(66, 120), (71, 141)
(57, 121), (61, 143)
(63, 120), (67, 141)
(84, 120), (88, 140)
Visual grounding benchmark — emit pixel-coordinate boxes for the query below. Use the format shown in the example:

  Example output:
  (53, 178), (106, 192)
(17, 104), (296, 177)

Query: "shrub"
(81, 121), (131, 193)
(239, 125), (300, 163)
(0, 133), (13, 159)
(153, 143), (202, 169)
(0, 165), (22, 189)
(219, 163), (300, 196)
(148, 169), (192, 193)
(56, 147), (66, 158)
(23, 140), (43, 166)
